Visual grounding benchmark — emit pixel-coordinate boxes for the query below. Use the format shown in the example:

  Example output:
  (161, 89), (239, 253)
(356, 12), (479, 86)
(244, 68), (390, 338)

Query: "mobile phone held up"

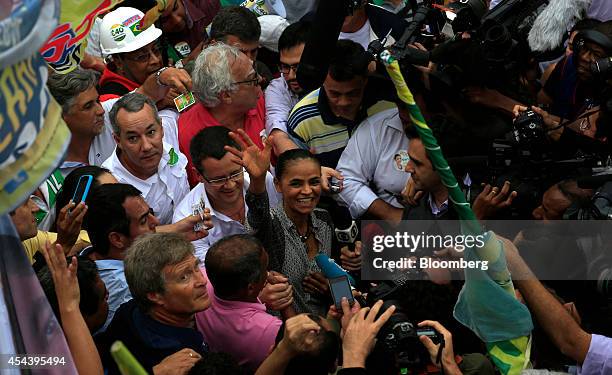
(72, 174), (93, 205)
(329, 275), (354, 310)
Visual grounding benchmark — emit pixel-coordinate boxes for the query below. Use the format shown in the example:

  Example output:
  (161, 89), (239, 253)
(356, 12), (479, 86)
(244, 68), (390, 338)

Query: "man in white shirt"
(335, 107), (410, 220)
(35, 68), (187, 230)
(265, 21), (311, 155)
(173, 126), (279, 261)
(103, 92), (189, 225)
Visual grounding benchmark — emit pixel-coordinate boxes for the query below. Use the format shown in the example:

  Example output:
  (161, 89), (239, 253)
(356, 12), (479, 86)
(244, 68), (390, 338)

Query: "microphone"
(315, 253), (356, 286)
(297, 0), (348, 92)
(330, 206), (359, 245)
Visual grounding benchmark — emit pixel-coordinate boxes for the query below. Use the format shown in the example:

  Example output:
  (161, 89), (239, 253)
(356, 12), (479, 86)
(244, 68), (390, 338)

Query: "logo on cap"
(110, 24), (126, 42)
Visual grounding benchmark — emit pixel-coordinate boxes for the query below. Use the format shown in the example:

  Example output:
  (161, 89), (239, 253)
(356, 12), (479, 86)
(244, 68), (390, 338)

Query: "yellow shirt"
(22, 230), (91, 263)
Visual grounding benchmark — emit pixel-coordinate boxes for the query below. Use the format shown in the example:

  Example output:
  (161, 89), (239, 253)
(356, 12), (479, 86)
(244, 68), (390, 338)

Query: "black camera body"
(512, 109), (546, 147)
(378, 308), (443, 368)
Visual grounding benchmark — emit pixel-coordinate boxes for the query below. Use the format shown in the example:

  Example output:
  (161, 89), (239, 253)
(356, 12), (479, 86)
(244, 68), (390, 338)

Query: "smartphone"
(329, 275), (354, 310)
(72, 175), (93, 204)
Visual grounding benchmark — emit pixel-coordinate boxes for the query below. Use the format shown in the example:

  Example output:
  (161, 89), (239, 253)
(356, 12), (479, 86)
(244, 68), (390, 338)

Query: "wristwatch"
(155, 67), (170, 87)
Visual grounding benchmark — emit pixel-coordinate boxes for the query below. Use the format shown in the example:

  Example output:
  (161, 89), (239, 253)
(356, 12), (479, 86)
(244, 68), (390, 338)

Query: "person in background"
(196, 234), (293, 370)
(209, 6), (274, 85)
(103, 93), (189, 225)
(96, 233), (212, 374)
(265, 21), (312, 156)
(178, 43), (266, 186)
(37, 256), (110, 334)
(173, 126), (279, 261)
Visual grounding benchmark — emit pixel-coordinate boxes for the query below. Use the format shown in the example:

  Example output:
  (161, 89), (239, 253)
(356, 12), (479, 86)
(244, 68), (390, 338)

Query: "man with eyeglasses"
(178, 43), (267, 187)
(102, 93), (190, 225)
(173, 126), (279, 261)
(98, 7), (190, 103)
(209, 6), (274, 87)
(265, 21), (311, 156)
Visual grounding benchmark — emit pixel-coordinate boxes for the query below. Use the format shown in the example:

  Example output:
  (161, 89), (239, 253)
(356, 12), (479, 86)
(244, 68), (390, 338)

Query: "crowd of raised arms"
(7, 0), (612, 373)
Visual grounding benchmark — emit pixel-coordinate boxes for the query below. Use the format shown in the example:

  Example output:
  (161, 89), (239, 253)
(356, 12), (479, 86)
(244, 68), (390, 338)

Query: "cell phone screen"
(329, 275), (354, 309)
(72, 175), (93, 204)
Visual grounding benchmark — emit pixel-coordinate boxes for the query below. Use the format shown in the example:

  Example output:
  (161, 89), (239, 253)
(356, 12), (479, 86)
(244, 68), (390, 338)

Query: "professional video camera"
(369, 0), (549, 89)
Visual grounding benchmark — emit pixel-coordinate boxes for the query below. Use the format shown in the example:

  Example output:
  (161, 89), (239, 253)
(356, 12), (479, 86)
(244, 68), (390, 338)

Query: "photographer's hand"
(512, 105), (563, 140)
(418, 320), (461, 374)
(342, 300), (395, 369)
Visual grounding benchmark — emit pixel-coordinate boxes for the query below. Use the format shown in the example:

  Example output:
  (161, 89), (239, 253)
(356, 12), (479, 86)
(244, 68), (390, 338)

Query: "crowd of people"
(7, 0), (612, 373)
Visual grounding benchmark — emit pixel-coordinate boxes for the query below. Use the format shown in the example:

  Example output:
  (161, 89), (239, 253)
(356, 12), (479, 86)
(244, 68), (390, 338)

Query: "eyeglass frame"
(278, 63), (299, 75)
(202, 169), (245, 186)
(119, 42), (163, 63)
(232, 74), (261, 87)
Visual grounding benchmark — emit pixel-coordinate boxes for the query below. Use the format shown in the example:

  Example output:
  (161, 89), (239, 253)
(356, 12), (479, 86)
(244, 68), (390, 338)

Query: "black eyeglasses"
(233, 74), (261, 87)
(279, 63), (299, 75)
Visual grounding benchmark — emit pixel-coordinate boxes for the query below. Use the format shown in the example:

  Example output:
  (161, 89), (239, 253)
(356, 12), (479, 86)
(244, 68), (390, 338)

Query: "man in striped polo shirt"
(286, 39), (395, 169)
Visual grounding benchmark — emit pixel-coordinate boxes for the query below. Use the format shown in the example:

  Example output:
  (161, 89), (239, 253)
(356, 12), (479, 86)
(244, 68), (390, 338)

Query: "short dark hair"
(278, 21), (311, 52)
(210, 6), (261, 43)
(556, 179), (593, 207)
(187, 352), (245, 375)
(55, 166), (112, 224)
(328, 39), (370, 82)
(37, 257), (103, 322)
(189, 126), (240, 175)
(84, 183), (142, 255)
(205, 234), (266, 299)
(276, 149), (321, 180)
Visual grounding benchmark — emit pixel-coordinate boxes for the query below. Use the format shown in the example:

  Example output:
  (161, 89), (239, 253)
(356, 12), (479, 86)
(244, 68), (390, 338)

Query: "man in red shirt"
(179, 43), (266, 186)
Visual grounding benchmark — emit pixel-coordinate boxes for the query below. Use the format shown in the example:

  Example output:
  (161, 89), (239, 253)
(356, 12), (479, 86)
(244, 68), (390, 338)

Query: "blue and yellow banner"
(0, 53), (70, 214)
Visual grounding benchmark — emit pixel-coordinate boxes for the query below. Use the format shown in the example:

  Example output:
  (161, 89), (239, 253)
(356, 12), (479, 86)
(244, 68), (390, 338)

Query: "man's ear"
(112, 132), (121, 146)
(147, 291), (165, 307)
(113, 55), (125, 75)
(273, 177), (282, 193)
(108, 231), (129, 250)
(193, 166), (206, 184)
(220, 90), (233, 105)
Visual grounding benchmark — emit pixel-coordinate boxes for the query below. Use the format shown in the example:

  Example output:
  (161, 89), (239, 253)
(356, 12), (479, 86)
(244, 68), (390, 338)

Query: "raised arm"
(40, 242), (103, 375)
(502, 235), (591, 363)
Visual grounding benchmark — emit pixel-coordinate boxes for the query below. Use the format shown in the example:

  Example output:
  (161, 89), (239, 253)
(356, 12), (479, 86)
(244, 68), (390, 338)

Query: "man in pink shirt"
(178, 43), (266, 186)
(196, 234), (294, 370)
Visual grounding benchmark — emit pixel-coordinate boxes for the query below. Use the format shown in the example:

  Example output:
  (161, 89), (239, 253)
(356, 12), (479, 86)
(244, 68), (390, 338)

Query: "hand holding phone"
(329, 275), (354, 310)
(72, 175), (93, 205)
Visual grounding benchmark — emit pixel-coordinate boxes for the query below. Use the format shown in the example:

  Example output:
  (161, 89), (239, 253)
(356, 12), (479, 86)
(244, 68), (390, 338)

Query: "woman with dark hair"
(226, 130), (334, 316)
(54, 166), (118, 229)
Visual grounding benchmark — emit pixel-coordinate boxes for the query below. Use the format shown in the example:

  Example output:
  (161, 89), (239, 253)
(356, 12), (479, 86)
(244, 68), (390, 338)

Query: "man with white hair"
(178, 43), (266, 186)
